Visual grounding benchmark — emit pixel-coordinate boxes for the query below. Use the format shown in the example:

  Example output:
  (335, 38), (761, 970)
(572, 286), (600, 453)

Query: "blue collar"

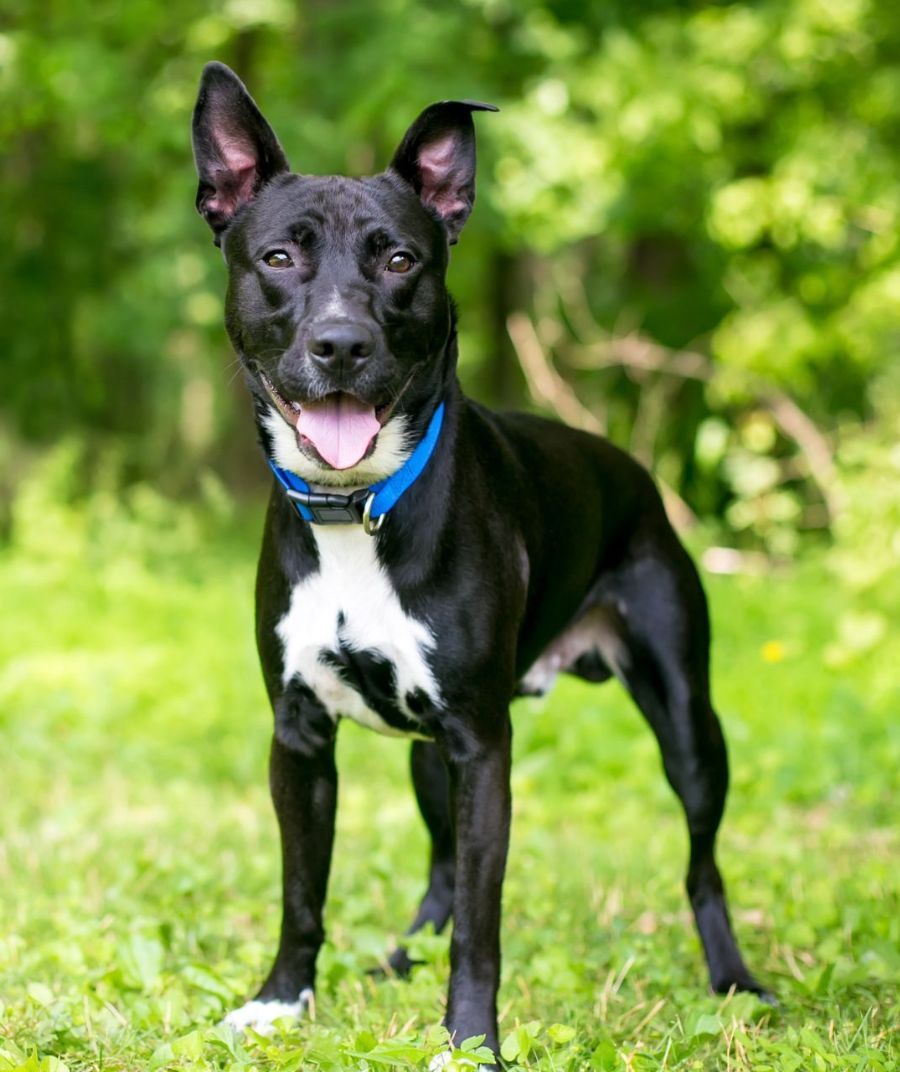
(268, 401), (445, 533)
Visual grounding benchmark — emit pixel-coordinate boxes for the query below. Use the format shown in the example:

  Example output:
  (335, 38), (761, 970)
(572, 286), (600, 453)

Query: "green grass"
(1, 481), (897, 1071)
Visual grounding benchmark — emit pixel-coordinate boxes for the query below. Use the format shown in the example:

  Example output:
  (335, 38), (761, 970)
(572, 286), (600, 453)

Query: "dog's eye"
(387, 252), (415, 274)
(263, 250), (294, 268)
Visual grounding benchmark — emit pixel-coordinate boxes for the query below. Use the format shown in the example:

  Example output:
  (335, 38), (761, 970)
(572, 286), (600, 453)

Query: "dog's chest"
(276, 527), (440, 737)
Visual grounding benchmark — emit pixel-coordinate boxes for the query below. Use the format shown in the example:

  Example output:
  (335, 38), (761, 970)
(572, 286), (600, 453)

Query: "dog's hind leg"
(600, 531), (773, 1000)
(385, 740), (455, 976)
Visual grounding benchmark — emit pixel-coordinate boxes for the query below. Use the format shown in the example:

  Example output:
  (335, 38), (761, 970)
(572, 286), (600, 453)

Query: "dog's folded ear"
(389, 100), (498, 245)
(191, 62), (290, 243)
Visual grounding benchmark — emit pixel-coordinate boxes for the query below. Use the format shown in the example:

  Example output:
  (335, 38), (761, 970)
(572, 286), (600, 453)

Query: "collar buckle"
(284, 487), (368, 525)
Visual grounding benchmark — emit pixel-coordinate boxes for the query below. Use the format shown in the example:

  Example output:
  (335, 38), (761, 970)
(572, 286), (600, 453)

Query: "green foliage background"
(1, 0), (898, 557)
(1, 2), (899, 1069)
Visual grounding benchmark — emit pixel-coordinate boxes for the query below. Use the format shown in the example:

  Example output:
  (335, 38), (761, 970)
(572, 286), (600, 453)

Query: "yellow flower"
(761, 640), (786, 663)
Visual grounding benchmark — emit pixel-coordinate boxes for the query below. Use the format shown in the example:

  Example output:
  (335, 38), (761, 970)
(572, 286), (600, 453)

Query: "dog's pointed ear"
(389, 100), (498, 245)
(191, 62), (290, 242)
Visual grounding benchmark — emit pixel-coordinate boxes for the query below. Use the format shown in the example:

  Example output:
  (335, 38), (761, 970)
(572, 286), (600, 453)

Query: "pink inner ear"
(217, 135), (257, 175)
(206, 136), (258, 217)
(419, 134), (457, 179)
(418, 134), (468, 218)
(207, 162), (257, 217)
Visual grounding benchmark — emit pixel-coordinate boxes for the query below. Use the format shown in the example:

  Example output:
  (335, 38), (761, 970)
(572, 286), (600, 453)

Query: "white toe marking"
(223, 988), (313, 1034)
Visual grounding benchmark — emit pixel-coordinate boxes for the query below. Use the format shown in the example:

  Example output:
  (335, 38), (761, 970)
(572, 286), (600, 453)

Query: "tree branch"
(507, 312), (697, 532)
(561, 331), (838, 523)
(506, 312), (604, 434)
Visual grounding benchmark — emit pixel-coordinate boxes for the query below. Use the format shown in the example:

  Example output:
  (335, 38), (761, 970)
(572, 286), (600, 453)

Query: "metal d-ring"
(362, 492), (385, 536)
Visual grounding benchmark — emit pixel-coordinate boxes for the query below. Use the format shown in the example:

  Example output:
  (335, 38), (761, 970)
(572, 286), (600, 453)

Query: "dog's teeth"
(290, 401), (301, 412)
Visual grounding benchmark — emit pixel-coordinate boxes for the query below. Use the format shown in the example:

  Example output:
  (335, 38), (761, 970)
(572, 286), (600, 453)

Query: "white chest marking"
(277, 526), (441, 736)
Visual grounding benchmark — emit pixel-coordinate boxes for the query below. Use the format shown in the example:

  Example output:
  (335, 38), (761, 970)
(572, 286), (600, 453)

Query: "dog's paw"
(428, 1051), (497, 1072)
(222, 988), (314, 1035)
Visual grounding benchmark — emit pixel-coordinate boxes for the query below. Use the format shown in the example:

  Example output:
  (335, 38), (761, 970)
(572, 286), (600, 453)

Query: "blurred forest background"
(2, 5), (899, 1067)
(1, 0), (899, 580)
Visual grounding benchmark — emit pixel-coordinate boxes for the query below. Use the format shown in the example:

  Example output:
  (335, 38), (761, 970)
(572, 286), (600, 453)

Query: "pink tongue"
(296, 394), (380, 470)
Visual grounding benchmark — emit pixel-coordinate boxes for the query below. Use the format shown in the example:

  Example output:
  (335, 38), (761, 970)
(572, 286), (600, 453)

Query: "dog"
(190, 61), (771, 1060)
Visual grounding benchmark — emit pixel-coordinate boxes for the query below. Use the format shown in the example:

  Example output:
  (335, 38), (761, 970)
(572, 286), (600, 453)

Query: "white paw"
(428, 1051), (454, 1071)
(222, 988), (314, 1035)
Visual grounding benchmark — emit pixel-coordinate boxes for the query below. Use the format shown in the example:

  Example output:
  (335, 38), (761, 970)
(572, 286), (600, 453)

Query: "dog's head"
(191, 62), (495, 485)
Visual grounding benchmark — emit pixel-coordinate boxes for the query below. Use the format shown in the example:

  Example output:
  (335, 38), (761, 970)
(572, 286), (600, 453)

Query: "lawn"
(1, 472), (897, 1071)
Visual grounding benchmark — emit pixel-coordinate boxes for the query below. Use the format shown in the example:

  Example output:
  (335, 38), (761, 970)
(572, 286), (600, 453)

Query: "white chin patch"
(263, 404), (411, 488)
(223, 989), (313, 1034)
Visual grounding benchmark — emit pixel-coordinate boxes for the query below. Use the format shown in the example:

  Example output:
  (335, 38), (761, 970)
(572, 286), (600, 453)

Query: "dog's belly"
(518, 605), (625, 696)
(277, 526), (440, 737)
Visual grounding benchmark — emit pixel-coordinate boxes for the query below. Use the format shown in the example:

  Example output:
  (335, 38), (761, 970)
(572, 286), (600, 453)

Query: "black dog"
(191, 62), (770, 1059)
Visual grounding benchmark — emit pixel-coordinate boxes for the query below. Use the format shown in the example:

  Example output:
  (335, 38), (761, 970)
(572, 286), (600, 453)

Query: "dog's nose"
(307, 321), (375, 374)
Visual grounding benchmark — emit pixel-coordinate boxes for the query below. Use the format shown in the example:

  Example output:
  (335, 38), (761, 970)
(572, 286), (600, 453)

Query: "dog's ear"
(191, 62), (290, 243)
(389, 100), (498, 245)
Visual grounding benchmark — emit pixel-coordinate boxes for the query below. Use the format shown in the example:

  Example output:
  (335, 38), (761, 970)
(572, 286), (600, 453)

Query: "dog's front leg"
(226, 734), (337, 1033)
(442, 716), (512, 1061)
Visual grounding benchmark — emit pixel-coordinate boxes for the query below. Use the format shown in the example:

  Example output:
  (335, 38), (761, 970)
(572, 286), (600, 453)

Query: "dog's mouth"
(258, 371), (395, 471)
